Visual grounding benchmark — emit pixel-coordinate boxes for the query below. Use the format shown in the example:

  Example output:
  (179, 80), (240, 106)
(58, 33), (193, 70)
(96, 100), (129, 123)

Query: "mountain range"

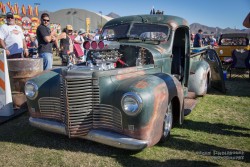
(40, 8), (249, 35)
(190, 23), (250, 35)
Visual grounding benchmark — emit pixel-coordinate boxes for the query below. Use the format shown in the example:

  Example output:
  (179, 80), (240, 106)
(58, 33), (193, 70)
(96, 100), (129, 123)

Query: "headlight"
(121, 92), (142, 116)
(25, 81), (38, 100)
(219, 50), (223, 55)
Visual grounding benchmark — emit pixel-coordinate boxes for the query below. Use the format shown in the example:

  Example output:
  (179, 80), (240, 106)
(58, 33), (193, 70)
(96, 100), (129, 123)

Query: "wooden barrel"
(7, 58), (43, 108)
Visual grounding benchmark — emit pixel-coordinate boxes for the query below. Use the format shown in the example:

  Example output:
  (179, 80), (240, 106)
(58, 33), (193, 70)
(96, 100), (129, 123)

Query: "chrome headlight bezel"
(121, 92), (143, 116)
(25, 81), (38, 100)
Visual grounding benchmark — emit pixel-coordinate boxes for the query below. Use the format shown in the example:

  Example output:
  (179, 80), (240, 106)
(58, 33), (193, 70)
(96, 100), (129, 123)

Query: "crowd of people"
(191, 29), (218, 48)
(0, 12), (219, 71)
(0, 12), (102, 70)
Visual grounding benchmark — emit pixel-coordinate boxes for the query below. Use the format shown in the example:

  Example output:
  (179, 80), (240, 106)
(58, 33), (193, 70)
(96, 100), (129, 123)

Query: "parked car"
(25, 14), (225, 150)
(214, 33), (250, 62)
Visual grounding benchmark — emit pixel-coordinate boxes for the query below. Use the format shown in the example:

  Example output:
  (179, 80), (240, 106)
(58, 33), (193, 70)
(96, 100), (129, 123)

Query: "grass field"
(0, 78), (249, 167)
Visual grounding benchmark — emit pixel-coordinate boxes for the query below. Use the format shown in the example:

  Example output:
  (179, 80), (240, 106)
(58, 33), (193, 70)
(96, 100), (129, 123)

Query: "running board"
(186, 91), (197, 99)
(184, 91), (197, 116)
(184, 98), (197, 116)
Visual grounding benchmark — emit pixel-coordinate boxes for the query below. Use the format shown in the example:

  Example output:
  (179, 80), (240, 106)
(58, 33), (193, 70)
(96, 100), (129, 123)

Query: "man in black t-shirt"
(193, 29), (203, 47)
(36, 13), (57, 70)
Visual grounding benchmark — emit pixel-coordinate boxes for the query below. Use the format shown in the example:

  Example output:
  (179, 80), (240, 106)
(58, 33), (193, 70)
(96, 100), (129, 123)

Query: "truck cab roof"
(103, 14), (189, 30)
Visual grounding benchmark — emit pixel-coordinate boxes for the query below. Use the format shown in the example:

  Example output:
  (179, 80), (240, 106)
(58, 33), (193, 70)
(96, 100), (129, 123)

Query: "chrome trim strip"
(29, 117), (66, 135)
(81, 129), (148, 150)
(29, 117), (148, 150)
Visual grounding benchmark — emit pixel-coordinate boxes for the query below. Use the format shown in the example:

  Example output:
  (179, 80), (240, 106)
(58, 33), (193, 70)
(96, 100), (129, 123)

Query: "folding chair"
(229, 49), (250, 79)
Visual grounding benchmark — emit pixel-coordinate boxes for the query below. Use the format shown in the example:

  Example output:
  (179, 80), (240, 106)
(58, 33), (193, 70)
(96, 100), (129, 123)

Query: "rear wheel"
(160, 102), (173, 143)
(203, 73), (211, 95)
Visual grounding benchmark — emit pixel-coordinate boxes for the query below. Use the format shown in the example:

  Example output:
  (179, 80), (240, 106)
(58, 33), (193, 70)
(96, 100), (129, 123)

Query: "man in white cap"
(0, 12), (29, 59)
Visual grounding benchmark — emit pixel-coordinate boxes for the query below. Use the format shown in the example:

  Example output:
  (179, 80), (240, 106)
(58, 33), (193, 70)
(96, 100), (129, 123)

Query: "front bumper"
(29, 117), (148, 150)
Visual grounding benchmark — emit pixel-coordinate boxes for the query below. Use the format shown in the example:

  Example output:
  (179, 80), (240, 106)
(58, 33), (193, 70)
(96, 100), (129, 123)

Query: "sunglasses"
(7, 17), (14, 19)
(43, 19), (50, 22)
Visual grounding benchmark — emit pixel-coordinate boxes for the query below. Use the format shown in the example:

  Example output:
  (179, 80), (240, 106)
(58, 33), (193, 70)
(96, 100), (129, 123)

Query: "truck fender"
(153, 73), (184, 125)
(188, 60), (211, 96)
(26, 69), (62, 111)
(113, 74), (169, 146)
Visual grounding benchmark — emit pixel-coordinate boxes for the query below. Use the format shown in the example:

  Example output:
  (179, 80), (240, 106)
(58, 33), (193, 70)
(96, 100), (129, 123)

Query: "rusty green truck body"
(25, 14), (225, 150)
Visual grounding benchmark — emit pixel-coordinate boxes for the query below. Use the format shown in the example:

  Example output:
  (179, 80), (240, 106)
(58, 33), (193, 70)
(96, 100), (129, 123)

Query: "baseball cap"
(6, 12), (14, 18)
(66, 24), (73, 30)
(78, 29), (86, 35)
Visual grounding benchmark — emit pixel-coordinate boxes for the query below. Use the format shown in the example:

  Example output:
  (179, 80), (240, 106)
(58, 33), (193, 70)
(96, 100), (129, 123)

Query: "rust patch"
(150, 83), (168, 145)
(117, 66), (138, 75)
(123, 83), (168, 147)
(116, 70), (146, 80)
(202, 71), (207, 80)
(135, 80), (149, 89)
(155, 45), (166, 53)
(29, 109), (64, 122)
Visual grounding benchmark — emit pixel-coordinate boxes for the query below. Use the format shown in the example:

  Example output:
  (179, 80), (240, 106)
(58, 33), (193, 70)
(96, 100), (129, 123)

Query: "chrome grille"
(65, 78), (99, 137)
(93, 104), (122, 132)
(64, 77), (123, 138)
(38, 97), (65, 122)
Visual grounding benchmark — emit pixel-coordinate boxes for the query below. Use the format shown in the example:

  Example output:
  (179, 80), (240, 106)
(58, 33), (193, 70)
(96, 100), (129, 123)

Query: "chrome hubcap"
(163, 103), (173, 136)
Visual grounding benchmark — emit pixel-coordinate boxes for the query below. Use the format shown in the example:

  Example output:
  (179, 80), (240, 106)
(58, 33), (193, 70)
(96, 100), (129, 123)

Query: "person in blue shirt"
(193, 29), (203, 47)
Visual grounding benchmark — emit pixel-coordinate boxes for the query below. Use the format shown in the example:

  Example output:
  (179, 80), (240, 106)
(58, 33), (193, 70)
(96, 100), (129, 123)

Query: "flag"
(22, 4), (26, 15)
(16, 4), (20, 15)
(28, 5), (33, 15)
(2, 4), (6, 14)
(14, 3), (18, 14)
(34, 5), (38, 16)
(10, 6), (14, 13)
(6, 1), (11, 9)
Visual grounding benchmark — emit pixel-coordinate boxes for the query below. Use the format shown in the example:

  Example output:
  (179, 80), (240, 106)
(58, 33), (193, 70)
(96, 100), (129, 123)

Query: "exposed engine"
(83, 40), (154, 71)
(84, 41), (127, 70)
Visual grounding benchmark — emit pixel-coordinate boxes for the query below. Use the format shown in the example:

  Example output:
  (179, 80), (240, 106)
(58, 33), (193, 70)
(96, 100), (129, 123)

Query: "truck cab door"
(205, 49), (226, 93)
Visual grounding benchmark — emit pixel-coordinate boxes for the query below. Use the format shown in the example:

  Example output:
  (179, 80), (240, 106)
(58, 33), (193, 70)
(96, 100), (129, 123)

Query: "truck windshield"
(102, 23), (169, 41)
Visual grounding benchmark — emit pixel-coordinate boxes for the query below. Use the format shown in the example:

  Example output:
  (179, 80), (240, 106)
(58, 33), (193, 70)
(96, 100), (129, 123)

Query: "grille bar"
(38, 97), (65, 122)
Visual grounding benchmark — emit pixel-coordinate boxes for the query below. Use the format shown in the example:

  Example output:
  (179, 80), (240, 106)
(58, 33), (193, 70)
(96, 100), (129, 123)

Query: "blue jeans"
(39, 52), (53, 70)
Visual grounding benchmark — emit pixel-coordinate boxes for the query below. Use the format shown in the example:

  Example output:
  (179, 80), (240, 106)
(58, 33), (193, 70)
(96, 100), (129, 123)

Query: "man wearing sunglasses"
(36, 13), (57, 70)
(0, 12), (29, 59)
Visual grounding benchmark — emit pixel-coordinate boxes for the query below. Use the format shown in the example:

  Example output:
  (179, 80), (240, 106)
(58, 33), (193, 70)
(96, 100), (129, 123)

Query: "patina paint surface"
(134, 80), (149, 89)
(25, 13), (227, 150)
(188, 59), (210, 96)
(116, 71), (146, 80)
(123, 82), (168, 146)
(26, 69), (62, 112)
(104, 15), (189, 31)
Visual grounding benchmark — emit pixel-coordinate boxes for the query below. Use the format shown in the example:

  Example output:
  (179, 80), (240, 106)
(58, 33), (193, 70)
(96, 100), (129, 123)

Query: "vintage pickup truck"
(25, 14), (225, 150)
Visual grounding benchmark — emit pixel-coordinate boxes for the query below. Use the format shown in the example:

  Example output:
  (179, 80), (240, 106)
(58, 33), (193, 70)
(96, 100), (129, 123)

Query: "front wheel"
(160, 102), (173, 143)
